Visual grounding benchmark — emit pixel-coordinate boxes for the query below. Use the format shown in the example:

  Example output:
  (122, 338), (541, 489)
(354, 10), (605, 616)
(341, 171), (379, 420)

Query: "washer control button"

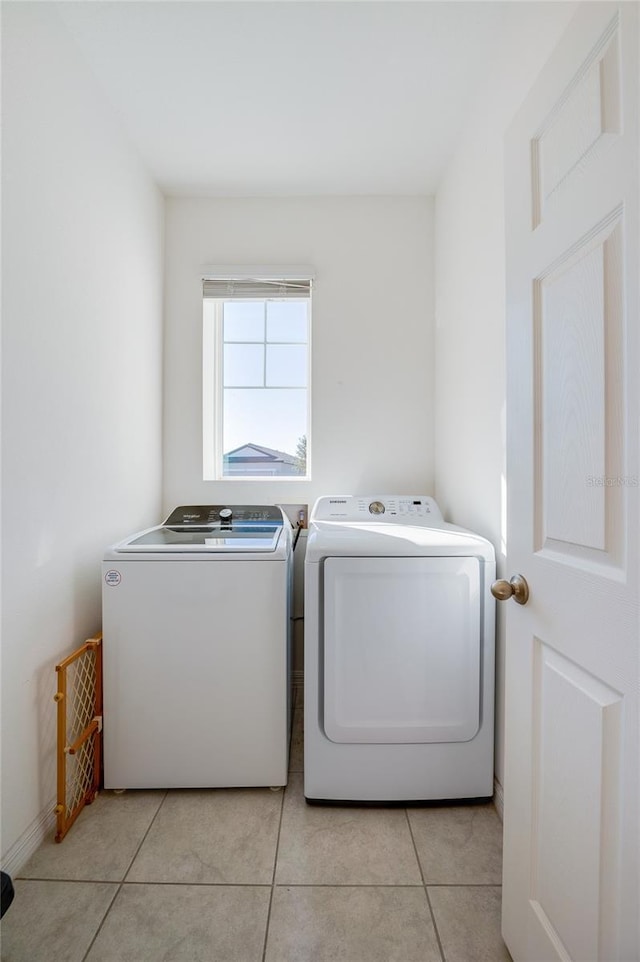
(369, 501), (386, 515)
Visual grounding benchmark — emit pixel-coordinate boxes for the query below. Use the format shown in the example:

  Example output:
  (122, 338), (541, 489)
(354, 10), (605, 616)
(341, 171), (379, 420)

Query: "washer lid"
(106, 504), (288, 555)
(119, 523), (283, 553)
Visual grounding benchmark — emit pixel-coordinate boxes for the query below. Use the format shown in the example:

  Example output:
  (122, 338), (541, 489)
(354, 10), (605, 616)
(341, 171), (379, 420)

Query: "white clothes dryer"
(304, 495), (496, 802)
(102, 504), (292, 790)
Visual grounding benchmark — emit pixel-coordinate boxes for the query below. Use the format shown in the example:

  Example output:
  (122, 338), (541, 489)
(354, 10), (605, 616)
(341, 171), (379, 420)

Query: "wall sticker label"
(105, 569), (122, 587)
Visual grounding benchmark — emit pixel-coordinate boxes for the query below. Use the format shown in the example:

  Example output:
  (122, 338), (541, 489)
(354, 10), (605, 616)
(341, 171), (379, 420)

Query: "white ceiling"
(55, 1), (528, 197)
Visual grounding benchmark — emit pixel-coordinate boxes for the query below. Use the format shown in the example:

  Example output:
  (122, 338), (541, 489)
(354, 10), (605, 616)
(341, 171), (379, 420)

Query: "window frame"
(203, 291), (312, 482)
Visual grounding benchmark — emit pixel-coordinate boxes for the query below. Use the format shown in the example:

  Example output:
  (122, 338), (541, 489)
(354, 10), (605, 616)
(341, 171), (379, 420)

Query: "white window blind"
(203, 278), (312, 300)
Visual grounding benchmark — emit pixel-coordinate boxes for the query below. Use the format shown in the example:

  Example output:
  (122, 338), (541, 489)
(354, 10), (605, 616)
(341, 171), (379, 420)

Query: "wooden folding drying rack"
(53, 633), (103, 842)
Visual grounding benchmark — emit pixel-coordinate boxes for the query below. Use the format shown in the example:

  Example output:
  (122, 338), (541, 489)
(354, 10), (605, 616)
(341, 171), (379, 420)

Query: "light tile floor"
(1, 690), (512, 962)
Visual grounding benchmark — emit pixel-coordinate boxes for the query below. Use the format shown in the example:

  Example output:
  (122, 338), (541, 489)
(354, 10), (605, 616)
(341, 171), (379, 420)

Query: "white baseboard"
(2, 798), (56, 878)
(493, 776), (504, 822)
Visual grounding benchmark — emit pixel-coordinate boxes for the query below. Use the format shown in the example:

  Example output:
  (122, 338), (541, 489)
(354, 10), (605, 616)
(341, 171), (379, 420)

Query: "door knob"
(491, 574), (529, 606)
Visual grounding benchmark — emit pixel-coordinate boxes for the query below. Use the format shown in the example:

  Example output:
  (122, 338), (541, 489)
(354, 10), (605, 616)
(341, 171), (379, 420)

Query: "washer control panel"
(164, 505), (284, 526)
(311, 496), (442, 523)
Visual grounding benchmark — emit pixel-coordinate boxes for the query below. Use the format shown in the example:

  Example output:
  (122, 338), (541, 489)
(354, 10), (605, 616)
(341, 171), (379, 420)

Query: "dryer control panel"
(311, 496), (443, 524)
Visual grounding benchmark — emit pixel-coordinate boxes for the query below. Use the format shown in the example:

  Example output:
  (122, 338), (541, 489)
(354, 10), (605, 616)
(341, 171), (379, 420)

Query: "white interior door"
(502, 4), (638, 961)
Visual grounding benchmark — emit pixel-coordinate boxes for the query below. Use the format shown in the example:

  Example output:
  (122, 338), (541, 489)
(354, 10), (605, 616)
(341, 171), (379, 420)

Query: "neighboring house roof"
(223, 443), (297, 465)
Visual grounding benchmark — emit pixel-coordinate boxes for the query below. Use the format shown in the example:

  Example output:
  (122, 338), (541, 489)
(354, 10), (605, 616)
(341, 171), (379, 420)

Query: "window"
(203, 271), (312, 480)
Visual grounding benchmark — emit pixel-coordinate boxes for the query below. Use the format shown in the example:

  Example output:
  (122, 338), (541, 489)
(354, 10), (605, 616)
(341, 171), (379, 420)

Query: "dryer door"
(323, 555), (481, 744)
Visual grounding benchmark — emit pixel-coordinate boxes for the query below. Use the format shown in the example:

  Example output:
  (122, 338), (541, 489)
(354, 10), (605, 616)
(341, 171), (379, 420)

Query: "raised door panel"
(533, 211), (625, 571)
(529, 642), (622, 961)
(532, 15), (621, 227)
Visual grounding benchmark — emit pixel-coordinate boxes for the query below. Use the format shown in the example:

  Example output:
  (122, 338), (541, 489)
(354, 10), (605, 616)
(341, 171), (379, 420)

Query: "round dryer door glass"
(369, 501), (385, 515)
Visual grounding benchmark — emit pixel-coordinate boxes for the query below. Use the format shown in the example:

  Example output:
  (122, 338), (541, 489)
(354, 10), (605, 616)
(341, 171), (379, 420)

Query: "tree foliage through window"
(295, 435), (307, 476)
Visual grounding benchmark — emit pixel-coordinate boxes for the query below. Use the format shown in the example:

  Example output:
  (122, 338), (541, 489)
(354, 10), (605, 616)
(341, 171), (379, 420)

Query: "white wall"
(1, 3), (164, 867)
(433, 1), (577, 790)
(163, 197), (434, 512)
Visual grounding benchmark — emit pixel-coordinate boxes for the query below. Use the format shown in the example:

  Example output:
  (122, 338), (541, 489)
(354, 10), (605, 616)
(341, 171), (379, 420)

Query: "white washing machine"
(304, 495), (496, 802)
(102, 504), (292, 789)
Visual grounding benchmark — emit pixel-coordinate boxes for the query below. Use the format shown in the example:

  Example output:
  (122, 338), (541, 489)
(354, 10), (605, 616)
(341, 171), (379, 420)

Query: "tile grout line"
(261, 783), (286, 962)
(404, 809), (446, 962)
(256, 882), (430, 888)
(17, 878), (503, 888)
(80, 789), (169, 962)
